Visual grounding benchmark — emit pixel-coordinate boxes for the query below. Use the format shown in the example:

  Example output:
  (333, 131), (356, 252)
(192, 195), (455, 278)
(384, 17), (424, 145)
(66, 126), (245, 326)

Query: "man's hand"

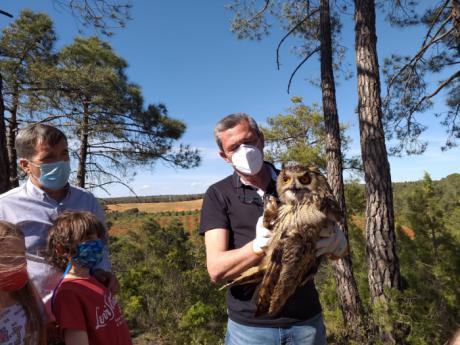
(92, 269), (120, 294)
(316, 225), (348, 259)
(252, 216), (272, 255)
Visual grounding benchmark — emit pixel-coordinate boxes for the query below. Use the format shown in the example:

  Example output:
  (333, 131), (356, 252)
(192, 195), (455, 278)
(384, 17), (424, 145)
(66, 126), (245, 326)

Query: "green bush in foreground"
(110, 218), (226, 345)
(109, 173), (460, 344)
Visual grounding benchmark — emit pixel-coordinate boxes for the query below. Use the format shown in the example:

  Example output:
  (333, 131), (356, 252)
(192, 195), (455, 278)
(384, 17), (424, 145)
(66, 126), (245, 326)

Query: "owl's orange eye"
(282, 175), (291, 183)
(298, 174), (310, 185)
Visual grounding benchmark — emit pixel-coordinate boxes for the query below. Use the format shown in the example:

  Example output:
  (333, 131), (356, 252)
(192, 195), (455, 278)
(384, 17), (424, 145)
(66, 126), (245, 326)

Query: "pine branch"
(248, 0), (271, 22)
(410, 70), (460, 114)
(386, 21), (453, 92)
(287, 47), (320, 93)
(276, 8), (319, 70)
(420, 0), (450, 48)
(0, 9), (13, 18)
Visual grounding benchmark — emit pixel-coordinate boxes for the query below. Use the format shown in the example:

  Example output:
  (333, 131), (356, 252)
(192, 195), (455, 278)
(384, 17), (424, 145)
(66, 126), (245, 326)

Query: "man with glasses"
(199, 113), (347, 345)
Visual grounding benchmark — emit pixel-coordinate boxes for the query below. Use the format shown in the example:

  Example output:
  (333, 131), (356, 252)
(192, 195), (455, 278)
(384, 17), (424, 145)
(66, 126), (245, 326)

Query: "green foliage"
(0, 10), (57, 183)
(110, 216), (226, 344)
(227, 0), (349, 85)
(52, 0), (132, 36)
(108, 174), (459, 344)
(261, 97), (359, 170)
(392, 173), (460, 344)
(344, 179), (366, 217)
(382, 1), (460, 153)
(317, 174), (460, 344)
(262, 99), (326, 167)
(0, 10), (56, 88)
(0, 11), (200, 192)
(42, 36), (199, 189)
(102, 193), (203, 205)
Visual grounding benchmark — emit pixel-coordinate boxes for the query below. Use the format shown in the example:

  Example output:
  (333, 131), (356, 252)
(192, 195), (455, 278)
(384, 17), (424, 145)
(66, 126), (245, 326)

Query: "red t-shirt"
(54, 276), (132, 345)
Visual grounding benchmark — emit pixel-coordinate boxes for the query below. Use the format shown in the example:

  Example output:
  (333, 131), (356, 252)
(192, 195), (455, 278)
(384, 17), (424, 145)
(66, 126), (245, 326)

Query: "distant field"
(106, 199), (203, 213)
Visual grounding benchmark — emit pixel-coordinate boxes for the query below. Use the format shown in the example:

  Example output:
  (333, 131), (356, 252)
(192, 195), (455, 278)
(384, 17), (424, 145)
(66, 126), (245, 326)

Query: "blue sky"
(2, 1), (459, 197)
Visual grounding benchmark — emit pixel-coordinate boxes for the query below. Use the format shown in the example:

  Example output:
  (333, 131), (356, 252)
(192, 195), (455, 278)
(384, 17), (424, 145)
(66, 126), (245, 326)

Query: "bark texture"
(0, 75), (11, 193)
(354, 0), (402, 341)
(320, 0), (367, 340)
(6, 83), (19, 188)
(453, 0), (460, 55)
(76, 103), (89, 188)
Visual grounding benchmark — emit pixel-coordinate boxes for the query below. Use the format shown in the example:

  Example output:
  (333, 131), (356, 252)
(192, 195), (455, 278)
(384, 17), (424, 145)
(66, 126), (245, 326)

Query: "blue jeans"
(225, 313), (327, 345)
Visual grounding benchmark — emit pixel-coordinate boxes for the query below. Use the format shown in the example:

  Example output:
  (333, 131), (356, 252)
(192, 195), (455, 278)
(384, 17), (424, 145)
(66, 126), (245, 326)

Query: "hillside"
(106, 199), (203, 213)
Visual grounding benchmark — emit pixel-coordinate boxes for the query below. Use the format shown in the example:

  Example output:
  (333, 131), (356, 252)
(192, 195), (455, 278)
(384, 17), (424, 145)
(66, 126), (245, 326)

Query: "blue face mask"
(72, 239), (104, 269)
(29, 160), (71, 190)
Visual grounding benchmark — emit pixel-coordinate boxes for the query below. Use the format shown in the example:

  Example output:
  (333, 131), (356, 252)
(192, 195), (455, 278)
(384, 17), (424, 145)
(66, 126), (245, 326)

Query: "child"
(46, 211), (132, 345)
(0, 221), (46, 345)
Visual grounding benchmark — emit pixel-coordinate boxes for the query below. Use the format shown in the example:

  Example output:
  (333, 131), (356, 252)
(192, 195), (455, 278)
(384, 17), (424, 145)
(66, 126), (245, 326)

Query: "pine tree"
(354, 0), (402, 342)
(0, 10), (56, 187)
(383, 0), (460, 153)
(46, 37), (200, 191)
(320, 0), (367, 339)
(228, 1), (366, 340)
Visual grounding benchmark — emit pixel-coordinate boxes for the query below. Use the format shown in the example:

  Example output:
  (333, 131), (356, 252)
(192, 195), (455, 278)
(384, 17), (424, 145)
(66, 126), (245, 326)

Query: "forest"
(0, 1), (458, 344)
(107, 174), (460, 345)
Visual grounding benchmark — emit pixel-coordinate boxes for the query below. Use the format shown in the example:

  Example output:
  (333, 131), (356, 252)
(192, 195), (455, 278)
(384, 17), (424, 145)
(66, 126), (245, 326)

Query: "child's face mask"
(0, 237), (28, 292)
(0, 268), (28, 292)
(72, 239), (104, 269)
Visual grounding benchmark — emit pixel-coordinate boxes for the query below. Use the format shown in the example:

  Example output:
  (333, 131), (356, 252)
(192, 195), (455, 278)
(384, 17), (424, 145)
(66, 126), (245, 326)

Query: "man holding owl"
(199, 113), (347, 345)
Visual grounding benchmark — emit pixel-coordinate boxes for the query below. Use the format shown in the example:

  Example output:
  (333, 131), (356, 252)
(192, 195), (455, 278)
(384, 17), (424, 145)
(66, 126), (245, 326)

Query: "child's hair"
(46, 211), (106, 271)
(0, 221), (46, 345)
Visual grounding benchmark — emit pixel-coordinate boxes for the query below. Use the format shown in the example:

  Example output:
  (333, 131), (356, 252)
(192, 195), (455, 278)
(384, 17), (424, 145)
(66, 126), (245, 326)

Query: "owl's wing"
(219, 265), (266, 290)
(254, 240), (284, 316)
(266, 231), (317, 316)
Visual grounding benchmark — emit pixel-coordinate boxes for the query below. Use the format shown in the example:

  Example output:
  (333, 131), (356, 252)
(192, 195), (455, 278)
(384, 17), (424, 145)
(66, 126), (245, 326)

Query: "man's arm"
(205, 228), (263, 283)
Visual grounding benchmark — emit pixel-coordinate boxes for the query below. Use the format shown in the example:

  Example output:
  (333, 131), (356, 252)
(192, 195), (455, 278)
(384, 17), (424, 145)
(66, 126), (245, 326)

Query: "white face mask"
(231, 144), (263, 176)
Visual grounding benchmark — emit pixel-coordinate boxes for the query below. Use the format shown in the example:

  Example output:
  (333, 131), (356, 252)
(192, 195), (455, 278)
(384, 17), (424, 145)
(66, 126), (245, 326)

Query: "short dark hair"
(214, 113), (261, 151)
(15, 124), (67, 160)
(46, 211), (106, 271)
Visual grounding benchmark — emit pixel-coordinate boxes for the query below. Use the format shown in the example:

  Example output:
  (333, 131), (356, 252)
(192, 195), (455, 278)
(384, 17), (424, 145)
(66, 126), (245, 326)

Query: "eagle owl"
(224, 164), (343, 316)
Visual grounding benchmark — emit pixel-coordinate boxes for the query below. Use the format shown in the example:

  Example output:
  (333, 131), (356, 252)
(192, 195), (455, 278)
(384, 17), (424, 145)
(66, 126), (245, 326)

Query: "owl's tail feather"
(267, 235), (314, 316)
(219, 266), (265, 290)
(254, 246), (283, 316)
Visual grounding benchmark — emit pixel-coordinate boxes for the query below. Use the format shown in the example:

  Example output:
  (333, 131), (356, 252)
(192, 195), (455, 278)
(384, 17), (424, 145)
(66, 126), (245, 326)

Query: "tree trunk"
(0, 75), (12, 193)
(76, 102), (89, 188)
(452, 0), (460, 55)
(6, 84), (19, 188)
(354, 0), (402, 342)
(320, 0), (367, 341)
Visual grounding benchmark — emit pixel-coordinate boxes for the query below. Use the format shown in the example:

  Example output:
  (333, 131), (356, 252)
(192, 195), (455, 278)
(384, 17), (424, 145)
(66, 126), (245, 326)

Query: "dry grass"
(351, 215), (415, 239)
(106, 199), (203, 213)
